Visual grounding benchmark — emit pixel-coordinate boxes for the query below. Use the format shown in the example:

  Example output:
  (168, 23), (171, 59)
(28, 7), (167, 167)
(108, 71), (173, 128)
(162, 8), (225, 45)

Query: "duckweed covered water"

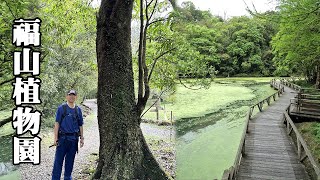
(176, 78), (276, 180)
(0, 111), (20, 179)
(0, 135), (19, 179)
(0, 135), (12, 163)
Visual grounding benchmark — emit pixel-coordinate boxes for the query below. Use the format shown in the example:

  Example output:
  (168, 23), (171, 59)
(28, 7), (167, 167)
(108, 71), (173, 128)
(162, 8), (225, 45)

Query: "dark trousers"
(52, 135), (78, 180)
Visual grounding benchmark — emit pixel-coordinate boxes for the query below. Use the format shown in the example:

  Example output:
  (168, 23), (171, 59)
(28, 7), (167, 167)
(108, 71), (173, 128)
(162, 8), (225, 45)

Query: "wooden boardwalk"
(236, 86), (310, 180)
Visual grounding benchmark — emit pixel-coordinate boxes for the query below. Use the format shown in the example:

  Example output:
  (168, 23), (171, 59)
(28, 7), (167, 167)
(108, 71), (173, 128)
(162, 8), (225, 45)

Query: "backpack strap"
(60, 103), (79, 123)
(60, 103), (80, 132)
(74, 105), (79, 119)
(60, 103), (67, 124)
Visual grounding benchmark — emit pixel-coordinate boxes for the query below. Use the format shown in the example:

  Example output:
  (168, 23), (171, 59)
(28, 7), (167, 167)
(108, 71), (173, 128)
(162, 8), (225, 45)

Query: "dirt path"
(18, 99), (175, 179)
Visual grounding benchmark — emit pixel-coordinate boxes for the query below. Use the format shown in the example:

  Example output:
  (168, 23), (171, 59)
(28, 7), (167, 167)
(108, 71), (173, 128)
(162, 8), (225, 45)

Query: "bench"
(290, 92), (320, 119)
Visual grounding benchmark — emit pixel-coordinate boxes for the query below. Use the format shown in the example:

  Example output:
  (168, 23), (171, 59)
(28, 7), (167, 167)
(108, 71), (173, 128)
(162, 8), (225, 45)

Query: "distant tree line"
(171, 2), (278, 78)
(170, 1), (320, 88)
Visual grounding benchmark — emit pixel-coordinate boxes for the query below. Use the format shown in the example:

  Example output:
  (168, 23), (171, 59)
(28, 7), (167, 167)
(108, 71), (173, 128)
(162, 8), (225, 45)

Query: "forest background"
(0, 0), (319, 143)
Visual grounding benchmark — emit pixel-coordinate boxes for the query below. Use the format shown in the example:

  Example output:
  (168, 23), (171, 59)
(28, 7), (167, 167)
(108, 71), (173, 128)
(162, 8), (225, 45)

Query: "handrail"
(280, 78), (320, 92)
(221, 110), (250, 180)
(280, 79), (301, 92)
(283, 106), (320, 179)
(221, 80), (284, 180)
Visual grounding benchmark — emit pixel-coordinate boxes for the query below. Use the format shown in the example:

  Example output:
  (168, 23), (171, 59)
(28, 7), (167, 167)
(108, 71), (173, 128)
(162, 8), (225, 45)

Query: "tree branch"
(0, 116), (12, 128)
(146, 0), (154, 8)
(0, 77), (15, 86)
(3, 0), (17, 19)
(178, 78), (203, 90)
(148, 0), (158, 22)
(40, 51), (49, 63)
(141, 19), (150, 106)
(148, 17), (168, 27)
(145, 0), (150, 21)
(140, 89), (166, 118)
(148, 47), (176, 82)
(137, 0), (145, 106)
(137, 0), (153, 116)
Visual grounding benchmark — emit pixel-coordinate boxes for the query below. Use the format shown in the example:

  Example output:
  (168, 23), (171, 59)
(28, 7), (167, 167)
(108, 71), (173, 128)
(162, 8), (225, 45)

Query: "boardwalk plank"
(238, 172), (308, 180)
(241, 161), (306, 170)
(236, 86), (310, 180)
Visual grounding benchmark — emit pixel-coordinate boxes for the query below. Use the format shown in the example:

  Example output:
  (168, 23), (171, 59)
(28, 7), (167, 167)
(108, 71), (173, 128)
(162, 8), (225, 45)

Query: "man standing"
(52, 90), (84, 180)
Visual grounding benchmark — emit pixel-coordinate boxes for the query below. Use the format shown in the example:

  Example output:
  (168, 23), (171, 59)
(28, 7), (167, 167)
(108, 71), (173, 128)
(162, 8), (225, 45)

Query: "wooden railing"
(281, 79), (320, 117)
(281, 79), (301, 91)
(221, 80), (285, 180)
(280, 77), (320, 94)
(283, 106), (320, 179)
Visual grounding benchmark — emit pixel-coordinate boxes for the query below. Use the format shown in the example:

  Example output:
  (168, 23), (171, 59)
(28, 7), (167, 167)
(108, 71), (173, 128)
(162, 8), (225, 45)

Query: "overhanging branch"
(0, 77), (15, 86)
(178, 78), (203, 90)
(3, 0), (17, 19)
(148, 47), (176, 82)
(140, 89), (166, 118)
(0, 116), (12, 128)
(148, 17), (169, 27)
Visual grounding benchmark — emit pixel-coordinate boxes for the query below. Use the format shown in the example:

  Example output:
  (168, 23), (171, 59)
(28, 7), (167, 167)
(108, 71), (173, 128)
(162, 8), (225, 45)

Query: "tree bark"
(94, 0), (168, 179)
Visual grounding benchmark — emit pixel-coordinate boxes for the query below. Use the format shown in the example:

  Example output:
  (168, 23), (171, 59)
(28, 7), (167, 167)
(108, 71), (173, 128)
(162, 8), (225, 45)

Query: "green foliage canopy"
(272, 0), (320, 83)
(0, 0), (97, 122)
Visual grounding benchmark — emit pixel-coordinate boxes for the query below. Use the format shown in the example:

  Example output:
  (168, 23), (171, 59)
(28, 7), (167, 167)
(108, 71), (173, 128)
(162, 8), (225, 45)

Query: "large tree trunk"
(94, 0), (168, 179)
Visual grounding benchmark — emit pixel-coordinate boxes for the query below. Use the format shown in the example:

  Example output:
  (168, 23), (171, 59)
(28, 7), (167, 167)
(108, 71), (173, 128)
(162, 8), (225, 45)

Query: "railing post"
(230, 167), (234, 180)
(281, 114), (286, 124)
(297, 92), (301, 112)
(246, 121), (249, 132)
(297, 137), (301, 159)
(242, 139), (245, 155)
(258, 102), (262, 112)
(249, 107), (253, 119)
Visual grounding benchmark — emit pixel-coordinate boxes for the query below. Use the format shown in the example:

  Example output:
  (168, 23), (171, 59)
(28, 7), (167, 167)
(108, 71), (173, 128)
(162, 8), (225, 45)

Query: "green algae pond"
(0, 111), (20, 179)
(174, 77), (277, 180)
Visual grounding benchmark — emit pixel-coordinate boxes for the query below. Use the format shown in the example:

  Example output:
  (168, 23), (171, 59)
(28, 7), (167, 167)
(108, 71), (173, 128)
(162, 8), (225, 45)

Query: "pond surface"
(176, 80), (276, 179)
(0, 135), (12, 163)
(0, 132), (20, 179)
(0, 135), (20, 179)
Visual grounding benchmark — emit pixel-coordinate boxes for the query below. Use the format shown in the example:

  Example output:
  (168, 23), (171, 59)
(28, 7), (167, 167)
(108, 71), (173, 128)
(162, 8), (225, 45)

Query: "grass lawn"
(296, 122), (320, 179)
(297, 122), (320, 163)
